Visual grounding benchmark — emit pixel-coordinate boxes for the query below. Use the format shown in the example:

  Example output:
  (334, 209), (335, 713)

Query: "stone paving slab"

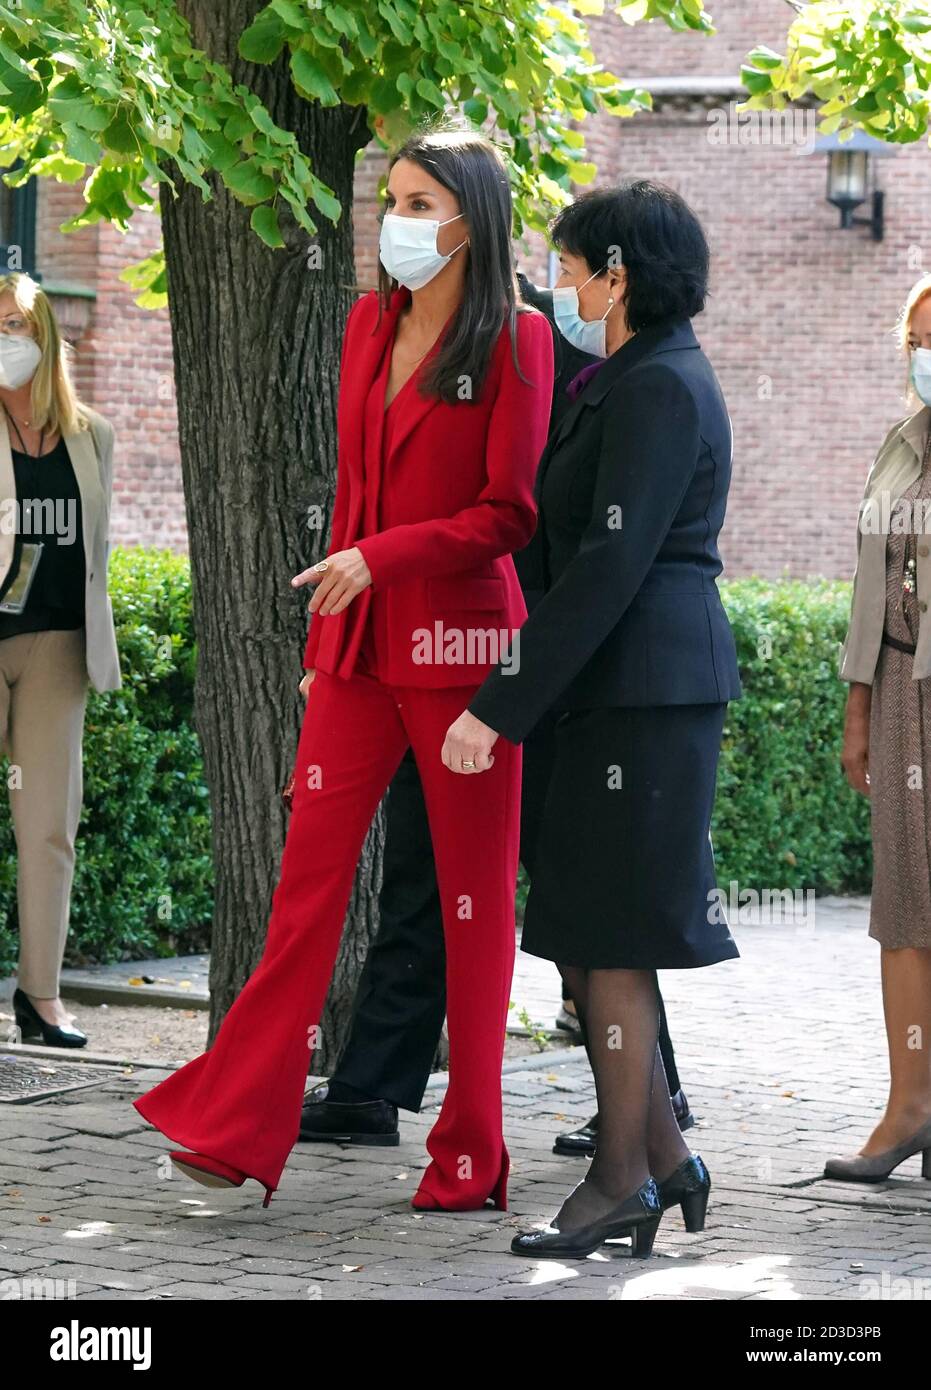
(2, 900), (931, 1300)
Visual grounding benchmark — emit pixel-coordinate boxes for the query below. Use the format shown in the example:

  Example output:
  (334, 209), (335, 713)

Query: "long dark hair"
(377, 127), (530, 403)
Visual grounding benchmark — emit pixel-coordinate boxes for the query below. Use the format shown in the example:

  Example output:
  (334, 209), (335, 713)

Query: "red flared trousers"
(133, 666), (520, 1209)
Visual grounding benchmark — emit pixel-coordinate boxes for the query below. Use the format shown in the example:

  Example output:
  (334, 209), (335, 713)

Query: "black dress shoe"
(554, 1088), (695, 1157)
(671, 1088), (695, 1132)
(657, 1153), (710, 1231)
(553, 1112), (599, 1156)
(13, 988), (87, 1048)
(511, 1177), (663, 1259)
(298, 1084), (399, 1147)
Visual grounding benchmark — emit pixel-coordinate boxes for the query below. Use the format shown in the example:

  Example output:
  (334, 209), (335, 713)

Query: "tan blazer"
(840, 404), (931, 685)
(0, 407), (121, 693)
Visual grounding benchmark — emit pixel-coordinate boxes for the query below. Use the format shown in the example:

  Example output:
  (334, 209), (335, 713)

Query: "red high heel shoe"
(412, 1149), (509, 1212)
(169, 1150), (274, 1208)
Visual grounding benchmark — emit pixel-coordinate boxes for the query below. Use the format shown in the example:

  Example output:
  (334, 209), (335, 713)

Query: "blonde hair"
(896, 273), (931, 402)
(0, 272), (88, 435)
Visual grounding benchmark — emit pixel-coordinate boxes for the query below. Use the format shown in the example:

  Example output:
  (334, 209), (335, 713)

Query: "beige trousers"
(0, 628), (88, 998)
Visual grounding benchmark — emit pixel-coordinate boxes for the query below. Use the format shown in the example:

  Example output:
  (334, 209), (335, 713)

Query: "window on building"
(0, 172), (38, 277)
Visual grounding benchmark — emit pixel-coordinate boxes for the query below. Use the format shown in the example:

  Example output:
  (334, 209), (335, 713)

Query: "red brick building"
(15, 0), (931, 577)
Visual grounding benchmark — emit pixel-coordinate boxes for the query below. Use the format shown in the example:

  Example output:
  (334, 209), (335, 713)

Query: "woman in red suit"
(132, 129), (554, 1213)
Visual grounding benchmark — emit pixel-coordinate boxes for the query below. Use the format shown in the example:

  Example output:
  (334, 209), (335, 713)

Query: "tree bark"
(163, 0), (375, 1066)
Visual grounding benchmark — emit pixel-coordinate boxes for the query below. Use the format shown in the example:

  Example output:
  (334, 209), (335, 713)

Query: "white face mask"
(379, 212), (467, 291)
(552, 268), (616, 359)
(0, 334), (41, 390)
(911, 346), (931, 407)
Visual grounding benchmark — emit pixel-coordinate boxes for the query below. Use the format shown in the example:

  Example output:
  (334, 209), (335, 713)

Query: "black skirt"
(521, 703), (739, 970)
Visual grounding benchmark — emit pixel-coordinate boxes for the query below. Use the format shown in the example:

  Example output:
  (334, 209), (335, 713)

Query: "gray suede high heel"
(823, 1117), (931, 1182)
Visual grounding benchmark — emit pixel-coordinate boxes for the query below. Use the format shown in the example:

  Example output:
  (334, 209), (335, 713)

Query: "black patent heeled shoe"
(510, 1177), (663, 1259)
(13, 987), (87, 1048)
(657, 1153), (710, 1232)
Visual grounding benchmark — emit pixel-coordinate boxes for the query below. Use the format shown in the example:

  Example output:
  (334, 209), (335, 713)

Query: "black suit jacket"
(469, 314), (742, 745)
(514, 272), (594, 608)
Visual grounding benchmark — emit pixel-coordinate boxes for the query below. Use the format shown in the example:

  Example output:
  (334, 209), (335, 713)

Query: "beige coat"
(0, 407), (121, 693)
(840, 404), (931, 685)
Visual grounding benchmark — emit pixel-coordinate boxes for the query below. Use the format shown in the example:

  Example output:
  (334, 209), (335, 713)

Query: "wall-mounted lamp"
(809, 130), (895, 242)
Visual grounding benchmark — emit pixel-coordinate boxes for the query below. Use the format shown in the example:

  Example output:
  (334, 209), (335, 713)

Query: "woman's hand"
(299, 671), (316, 700)
(442, 710), (499, 774)
(841, 682), (871, 796)
(291, 548), (372, 615)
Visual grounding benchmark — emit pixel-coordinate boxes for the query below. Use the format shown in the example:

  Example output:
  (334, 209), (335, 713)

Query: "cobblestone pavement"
(2, 898), (930, 1301)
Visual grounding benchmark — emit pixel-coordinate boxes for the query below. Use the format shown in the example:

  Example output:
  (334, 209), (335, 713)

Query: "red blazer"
(303, 287), (554, 687)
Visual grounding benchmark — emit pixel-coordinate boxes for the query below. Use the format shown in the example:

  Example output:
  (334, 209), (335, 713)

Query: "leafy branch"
(0, 0), (715, 306)
(741, 0), (931, 145)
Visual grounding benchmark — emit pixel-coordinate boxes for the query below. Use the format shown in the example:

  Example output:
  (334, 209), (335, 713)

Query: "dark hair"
(377, 126), (530, 403)
(550, 180), (709, 332)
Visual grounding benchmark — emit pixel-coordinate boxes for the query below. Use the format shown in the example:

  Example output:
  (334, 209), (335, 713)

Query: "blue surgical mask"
(911, 346), (931, 407)
(551, 268), (615, 358)
(379, 212), (467, 291)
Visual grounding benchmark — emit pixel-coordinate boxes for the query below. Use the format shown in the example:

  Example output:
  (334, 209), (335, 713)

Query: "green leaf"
(416, 76), (445, 108)
(120, 252), (169, 309)
(250, 203), (285, 248)
(0, 37), (36, 79)
(246, 100), (293, 144)
(745, 46), (785, 71)
(62, 124), (102, 165)
(279, 182), (318, 234)
(238, 7), (287, 64)
(222, 158), (278, 205)
(325, 5), (359, 38)
(48, 87), (113, 132)
(378, 1), (414, 45)
(0, 55), (44, 116)
(270, 0), (311, 27)
(740, 66), (774, 96)
(567, 160), (597, 184)
(223, 108), (255, 143)
(101, 109), (140, 156)
(201, 128), (239, 172)
(290, 48), (340, 105)
(340, 69), (371, 105)
(29, 151), (86, 182)
(83, 164), (136, 229)
(463, 97), (488, 125)
(308, 176), (341, 222)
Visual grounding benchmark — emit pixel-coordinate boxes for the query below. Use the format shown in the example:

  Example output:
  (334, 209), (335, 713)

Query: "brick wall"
(579, 0), (927, 580)
(36, 182), (186, 549)
(35, 0), (928, 579)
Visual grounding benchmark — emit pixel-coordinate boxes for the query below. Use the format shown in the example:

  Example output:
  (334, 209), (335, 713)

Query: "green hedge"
(0, 562), (871, 975)
(715, 578), (871, 894)
(0, 548), (212, 976)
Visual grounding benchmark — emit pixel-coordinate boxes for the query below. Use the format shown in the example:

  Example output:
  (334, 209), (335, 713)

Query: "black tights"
(554, 963), (690, 1231)
(562, 974), (680, 1095)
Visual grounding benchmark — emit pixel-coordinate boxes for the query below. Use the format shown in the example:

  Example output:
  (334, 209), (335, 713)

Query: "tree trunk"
(163, 0), (375, 1067)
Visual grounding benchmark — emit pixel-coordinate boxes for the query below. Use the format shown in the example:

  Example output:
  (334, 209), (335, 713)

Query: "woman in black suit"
(443, 181), (741, 1258)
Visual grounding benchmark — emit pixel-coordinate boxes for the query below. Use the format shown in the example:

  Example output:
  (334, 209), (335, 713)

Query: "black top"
(468, 315), (743, 745)
(0, 434), (86, 640)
